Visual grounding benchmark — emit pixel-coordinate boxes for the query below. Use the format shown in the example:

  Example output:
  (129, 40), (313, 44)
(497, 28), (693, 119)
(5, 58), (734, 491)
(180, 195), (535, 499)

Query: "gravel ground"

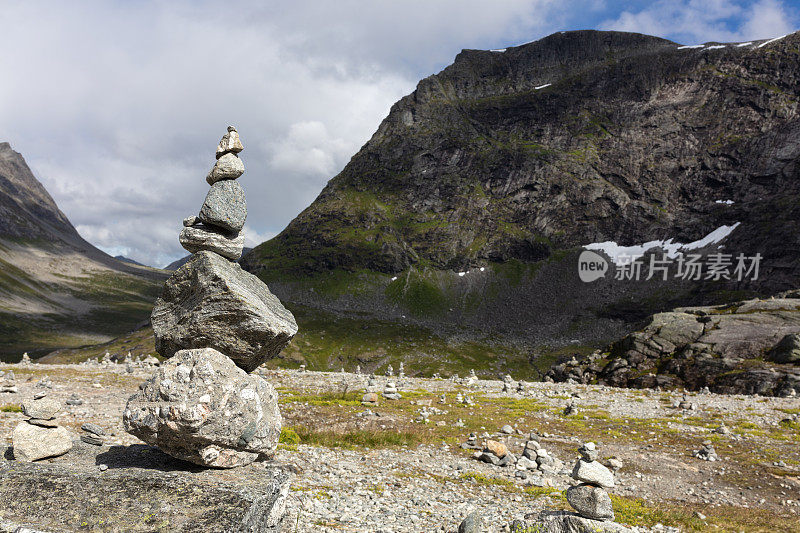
(1, 362), (799, 532)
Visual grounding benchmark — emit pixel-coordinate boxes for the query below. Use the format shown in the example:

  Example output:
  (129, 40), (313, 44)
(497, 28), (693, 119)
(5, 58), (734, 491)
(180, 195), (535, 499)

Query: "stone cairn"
(513, 442), (631, 532)
(12, 396), (73, 462)
(123, 127), (298, 469)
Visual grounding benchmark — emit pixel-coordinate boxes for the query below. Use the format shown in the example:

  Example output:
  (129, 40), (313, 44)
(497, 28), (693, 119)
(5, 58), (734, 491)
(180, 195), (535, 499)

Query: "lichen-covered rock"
(12, 422), (73, 462)
(198, 179), (246, 233)
(151, 251), (297, 372)
(123, 347), (282, 468)
(179, 224), (244, 261)
(0, 442), (290, 532)
(768, 333), (800, 364)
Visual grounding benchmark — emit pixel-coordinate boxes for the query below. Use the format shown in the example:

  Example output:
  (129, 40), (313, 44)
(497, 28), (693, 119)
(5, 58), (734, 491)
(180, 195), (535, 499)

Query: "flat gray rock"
(198, 179), (247, 233)
(123, 348), (282, 468)
(179, 225), (244, 261)
(12, 422), (73, 462)
(0, 442), (290, 532)
(151, 251), (297, 372)
(511, 511), (632, 533)
(207, 152), (245, 185)
(566, 483), (614, 521)
(21, 397), (60, 420)
(572, 459), (615, 488)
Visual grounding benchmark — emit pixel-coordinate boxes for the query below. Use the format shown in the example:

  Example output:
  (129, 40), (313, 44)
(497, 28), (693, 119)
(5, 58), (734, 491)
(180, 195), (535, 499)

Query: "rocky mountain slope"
(0, 142), (166, 360)
(241, 30), (800, 365)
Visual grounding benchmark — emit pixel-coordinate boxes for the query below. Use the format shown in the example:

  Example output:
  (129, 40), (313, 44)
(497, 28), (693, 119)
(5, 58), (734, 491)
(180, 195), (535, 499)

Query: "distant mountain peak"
(0, 142), (78, 240)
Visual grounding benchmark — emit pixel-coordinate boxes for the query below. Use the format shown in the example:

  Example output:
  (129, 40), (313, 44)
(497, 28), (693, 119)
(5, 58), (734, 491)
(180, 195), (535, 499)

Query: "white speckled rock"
(123, 347), (282, 468)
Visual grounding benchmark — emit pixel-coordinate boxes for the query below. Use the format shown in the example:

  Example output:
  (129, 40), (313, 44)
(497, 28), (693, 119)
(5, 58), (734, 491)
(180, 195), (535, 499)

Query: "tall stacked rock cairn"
(511, 442), (632, 532)
(123, 127), (299, 469)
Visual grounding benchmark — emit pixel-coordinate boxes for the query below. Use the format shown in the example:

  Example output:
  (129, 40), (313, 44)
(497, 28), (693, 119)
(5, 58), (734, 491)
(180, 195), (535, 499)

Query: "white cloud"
(600, 0), (797, 44)
(0, 0), (565, 267)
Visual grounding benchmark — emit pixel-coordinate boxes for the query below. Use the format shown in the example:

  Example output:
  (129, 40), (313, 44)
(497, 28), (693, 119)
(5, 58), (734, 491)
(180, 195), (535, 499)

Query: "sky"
(0, 0), (797, 268)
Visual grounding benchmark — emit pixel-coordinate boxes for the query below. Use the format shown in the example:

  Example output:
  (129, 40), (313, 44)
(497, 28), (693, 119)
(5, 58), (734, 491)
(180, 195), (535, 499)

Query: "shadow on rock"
(96, 444), (205, 473)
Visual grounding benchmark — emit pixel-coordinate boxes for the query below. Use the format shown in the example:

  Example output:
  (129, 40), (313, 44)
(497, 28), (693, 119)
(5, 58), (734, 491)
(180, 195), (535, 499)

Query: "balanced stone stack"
(512, 442), (632, 532)
(12, 397), (73, 462)
(123, 127), (298, 469)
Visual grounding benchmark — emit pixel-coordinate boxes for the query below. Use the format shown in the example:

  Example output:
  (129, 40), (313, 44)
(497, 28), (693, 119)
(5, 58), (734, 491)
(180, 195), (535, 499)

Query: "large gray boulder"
(0, 441), (290, 532)
(123, 347), (282, 468)
(198, 179), (246, 233)
(179, 224), (244, 261)
(12, 422), (73, 462)
(151, 251), (297, 372)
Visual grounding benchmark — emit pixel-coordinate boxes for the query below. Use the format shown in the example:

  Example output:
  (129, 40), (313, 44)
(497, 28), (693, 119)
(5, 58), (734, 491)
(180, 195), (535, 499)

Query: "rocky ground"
(1, 361), (799, 532)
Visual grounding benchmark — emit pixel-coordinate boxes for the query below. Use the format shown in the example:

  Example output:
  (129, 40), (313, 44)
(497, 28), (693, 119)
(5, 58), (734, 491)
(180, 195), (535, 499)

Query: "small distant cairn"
(398, 362), (405, 379)
(386, 364), (394, 377)
(694, 439), (720, 461)
(512, 442), (632, 532)
(122, 127), (298, 469)
(20, 352), (31, 365)
(0, 370), (17, 394)
(382, 380), (401, 400)
(11, 396), (73, 462)
(502, 374), (515, 393)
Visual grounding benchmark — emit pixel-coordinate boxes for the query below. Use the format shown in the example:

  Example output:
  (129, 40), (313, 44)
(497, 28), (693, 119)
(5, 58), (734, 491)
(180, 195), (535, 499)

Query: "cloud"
(3, 0), (789, 268)
(600, 0), (797, 44)
(0, 0), (566, 268)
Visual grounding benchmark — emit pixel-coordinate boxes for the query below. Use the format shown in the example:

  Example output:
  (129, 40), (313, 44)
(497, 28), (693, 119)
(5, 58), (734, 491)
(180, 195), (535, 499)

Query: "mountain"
(0, 142), (167, 360)
(242, 30), (800, 359)
(114, 255), (146, 267)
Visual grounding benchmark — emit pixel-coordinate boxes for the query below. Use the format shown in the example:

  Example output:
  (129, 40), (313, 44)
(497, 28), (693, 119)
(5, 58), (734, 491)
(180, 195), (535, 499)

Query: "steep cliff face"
(0, 143), (166, 359)
(245, 30), (800, 289)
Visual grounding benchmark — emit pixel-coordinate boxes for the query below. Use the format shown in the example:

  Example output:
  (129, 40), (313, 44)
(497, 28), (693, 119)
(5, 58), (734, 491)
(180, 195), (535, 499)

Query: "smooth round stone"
(207, 153), (244, 185)
(567, 483), (615, 521)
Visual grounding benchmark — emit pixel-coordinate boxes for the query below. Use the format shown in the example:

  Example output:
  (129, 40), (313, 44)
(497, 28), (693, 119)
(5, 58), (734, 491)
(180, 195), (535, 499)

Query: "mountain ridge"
(241, 29), (800, 354)
(0, 142), (167, 360)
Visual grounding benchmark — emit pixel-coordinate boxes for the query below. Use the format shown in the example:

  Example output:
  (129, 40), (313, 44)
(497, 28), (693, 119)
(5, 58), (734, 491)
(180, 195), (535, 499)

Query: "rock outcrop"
(547, 293), (800, 396)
